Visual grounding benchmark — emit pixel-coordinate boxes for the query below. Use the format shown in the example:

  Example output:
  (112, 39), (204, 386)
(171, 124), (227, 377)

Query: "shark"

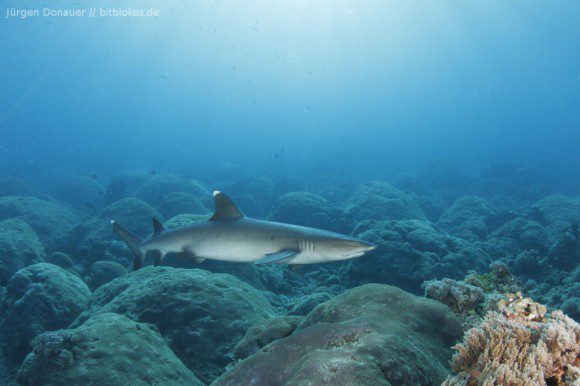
(112, 191), (376, 269)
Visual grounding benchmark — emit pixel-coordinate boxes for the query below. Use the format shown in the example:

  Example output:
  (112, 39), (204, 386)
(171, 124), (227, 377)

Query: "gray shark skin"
(112, 191), (376, 269)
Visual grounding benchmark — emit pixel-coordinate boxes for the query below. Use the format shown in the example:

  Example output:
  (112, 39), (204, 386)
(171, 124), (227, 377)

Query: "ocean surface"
(0, 1), (579, 385)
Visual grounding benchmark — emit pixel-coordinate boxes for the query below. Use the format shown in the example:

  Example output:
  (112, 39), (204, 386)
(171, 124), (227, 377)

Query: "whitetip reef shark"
(112, 191), (377, 269)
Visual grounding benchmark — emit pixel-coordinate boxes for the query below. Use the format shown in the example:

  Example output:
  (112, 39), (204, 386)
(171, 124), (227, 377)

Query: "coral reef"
(215, 284), (462, 385)
(53, 176), (105, 215)
(423, 278), (485, 315)
(156, 191), (208, 219)
(232, 316), (303, 360)
(464, 261), (521, 294)
(268, 191), (354, 233)
(16, 313), (203, 385)
(443, 294), (579, 385)
(0, 165), (578, 385)
(134, 173), (210, 206)
(72, 197), (162, 268)
(45, 252), (74, 269)
(437, 196), (499, 240)
(85, 260), (127, 290)
(72, 266), (274, 383)
(529, 195), (580, 239)
(0, 218), (45, 285)
(343, 219), (490, 292)
(0, 263), (91, 368)
(0, 196), (81, 251)
(343, 182), (427, 221)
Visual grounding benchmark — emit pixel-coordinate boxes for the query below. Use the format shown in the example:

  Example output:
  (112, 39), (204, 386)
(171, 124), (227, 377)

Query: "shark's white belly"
(192, 237), (275, 262)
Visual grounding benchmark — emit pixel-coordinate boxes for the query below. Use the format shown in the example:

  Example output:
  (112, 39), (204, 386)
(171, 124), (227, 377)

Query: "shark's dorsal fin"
(210, 191), (244, 221)
(152, 218), (165, 236)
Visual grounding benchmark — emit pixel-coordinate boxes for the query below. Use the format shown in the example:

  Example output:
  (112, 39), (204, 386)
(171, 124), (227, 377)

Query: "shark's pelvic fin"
(153, 250), (165, 266)
(210, 191), (244, 221)
(152, 218), (165, 236)
(255, 250), (298, 264)
(111, 220), (145, 270)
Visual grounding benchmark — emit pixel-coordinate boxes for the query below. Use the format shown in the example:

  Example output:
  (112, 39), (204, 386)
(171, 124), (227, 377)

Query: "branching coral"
(443, 294), (579, 386)
(423, 278), (485, 315)
(464, 261), (521, 294)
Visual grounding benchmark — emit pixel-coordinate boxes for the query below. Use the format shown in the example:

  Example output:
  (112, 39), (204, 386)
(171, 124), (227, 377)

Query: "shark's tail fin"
(111, 221), (145, 270)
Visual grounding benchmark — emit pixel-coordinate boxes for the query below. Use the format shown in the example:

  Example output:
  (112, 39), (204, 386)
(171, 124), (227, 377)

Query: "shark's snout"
(361, 241), (377, 251)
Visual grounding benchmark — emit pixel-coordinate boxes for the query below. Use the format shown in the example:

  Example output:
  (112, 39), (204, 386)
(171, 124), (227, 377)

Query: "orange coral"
(443, 295), (579, 386)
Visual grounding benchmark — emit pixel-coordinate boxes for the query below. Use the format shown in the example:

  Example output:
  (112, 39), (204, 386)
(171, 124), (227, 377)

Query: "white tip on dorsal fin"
(210, 191), (244, 221)
(152, 218), (165, 236)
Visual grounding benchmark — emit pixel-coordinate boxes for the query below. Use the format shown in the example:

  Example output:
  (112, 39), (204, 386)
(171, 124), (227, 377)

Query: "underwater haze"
(0, 1), (579, 385)
(2, 1), (580, 182)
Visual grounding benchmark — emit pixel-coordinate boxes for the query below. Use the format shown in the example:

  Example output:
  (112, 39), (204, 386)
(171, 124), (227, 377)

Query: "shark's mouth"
(346, 252), (365, 259)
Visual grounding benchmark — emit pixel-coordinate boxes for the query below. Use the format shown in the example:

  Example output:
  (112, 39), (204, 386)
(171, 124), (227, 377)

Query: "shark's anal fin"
(210, 191), (244, 221)
(255, 250), (298, 265)
(152, 218), (165, 236)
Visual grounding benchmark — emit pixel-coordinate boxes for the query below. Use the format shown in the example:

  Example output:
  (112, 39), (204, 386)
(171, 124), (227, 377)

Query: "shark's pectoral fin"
(189, 256), (206, 264)
(255, 250), (298, 265)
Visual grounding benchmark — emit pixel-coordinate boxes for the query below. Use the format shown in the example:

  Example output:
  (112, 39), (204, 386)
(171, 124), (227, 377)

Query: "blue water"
(1, 1), (579, 385)
(2, 1), (579, 183)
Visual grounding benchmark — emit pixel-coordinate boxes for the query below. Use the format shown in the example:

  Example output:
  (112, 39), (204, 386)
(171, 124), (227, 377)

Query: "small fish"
(149, 170), (157, 175)
(90, 174), (99, 179)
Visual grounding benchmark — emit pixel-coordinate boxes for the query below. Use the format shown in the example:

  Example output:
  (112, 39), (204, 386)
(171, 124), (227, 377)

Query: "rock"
(214, 284), (462, 386)
(0, 263), (91, 367)
(268, 192), (354, 234)
(16, 313), (203, 386)
(187, 179), (213, 206)
(232, 316), (303, 360)
(0, 219), (45, 285)
(343, 182), (426, 221)
(156, 192), (208, 219)
(54, 177), (105, 215)
(342, 219), (490, 293)
(164, 213), (210, 229)
(529, 195), (580, 239)
(310, 175), (363, 203)
(72, 267), (274, 383)
(86, 261), (127, 290)
(438, 196), (499, 240)
(288, 292), (334, 316)
(72, 198), (162, 268)
(476, 163), (549, 206)
(0, 196), (81, 252)
(543, 223), (580, 271)
(393, 173), (430, 196)
(487, 217), (550, 257)
(228, 177), (276, 217)
(134, 174), (209, 206)
(103, 169), (154, 204)
(46, 252), (73, 269)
